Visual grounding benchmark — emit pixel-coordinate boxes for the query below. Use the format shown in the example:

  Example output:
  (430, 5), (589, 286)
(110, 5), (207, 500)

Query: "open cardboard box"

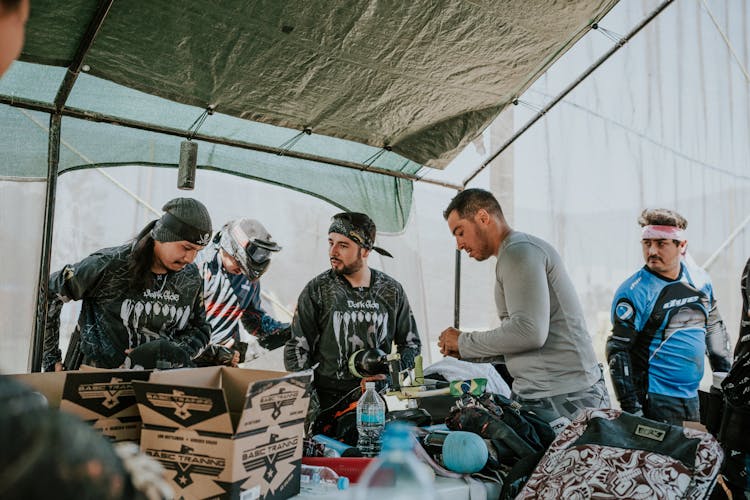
(132, 366), (312, 500)
(12, 367), (151, 442)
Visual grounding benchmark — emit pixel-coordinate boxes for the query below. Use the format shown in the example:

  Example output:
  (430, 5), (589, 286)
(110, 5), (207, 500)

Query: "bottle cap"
(337, 476), (349, 490)
(381, 422), (416, 452)
(365, 381), (375, 389)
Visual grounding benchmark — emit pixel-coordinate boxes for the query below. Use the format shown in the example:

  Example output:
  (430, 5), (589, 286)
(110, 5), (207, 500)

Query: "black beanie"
(151, 197), (212, 246)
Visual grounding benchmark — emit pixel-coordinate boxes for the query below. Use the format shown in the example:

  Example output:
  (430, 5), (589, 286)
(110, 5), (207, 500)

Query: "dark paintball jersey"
(284, 268), (421, 390)
(196, 244), (289, 349)
(43, 243), (210, 370)
(607, 262), (732, 412)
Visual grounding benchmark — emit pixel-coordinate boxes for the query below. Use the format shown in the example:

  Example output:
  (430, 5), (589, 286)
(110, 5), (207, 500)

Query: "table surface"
(290, 475), (501, 500)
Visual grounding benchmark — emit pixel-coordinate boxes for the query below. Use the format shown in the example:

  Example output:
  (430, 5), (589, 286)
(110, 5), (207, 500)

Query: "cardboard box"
(132, 366), (312, 500)
(12, 368), (151, 442)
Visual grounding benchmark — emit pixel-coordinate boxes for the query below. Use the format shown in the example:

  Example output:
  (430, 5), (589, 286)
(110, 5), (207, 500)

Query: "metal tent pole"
(29, 0), (114, 371)
(30, 113), (61, 372)
(454, 249), (461, 329)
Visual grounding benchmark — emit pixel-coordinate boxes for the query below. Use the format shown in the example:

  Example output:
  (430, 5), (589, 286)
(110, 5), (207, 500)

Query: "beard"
(332, 255), (364, 275)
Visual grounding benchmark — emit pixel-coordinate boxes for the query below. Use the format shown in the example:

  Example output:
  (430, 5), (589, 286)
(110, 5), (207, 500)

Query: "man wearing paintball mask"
(193, 218), (290, 366)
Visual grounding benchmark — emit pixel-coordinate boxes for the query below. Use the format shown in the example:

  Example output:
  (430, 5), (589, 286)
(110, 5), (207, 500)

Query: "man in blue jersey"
(193, 218), (290, 366)
(607, 208), (732, 425)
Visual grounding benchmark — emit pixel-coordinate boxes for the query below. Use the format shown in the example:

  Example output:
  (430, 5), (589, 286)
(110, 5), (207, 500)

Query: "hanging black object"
(178, 105), (215, 190)
(178, 140), (198, 190)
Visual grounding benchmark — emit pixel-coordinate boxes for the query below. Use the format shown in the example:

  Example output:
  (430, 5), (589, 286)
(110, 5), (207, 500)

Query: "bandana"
(328, 212), (393, 258)
(641, 225), (686, 242)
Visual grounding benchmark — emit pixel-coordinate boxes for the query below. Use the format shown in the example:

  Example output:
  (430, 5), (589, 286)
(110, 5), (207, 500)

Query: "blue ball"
(442, 431), (488, 474)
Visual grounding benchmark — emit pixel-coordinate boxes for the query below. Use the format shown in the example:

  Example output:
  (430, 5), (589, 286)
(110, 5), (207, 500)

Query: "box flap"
(237, 371), (313, 434)
(61, 370), (151, 418)
(133, 380), (233, 434)
(146, 366), (222, 387)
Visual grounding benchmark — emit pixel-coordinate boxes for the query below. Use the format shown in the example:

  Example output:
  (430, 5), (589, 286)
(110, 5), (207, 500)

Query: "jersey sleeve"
(43, 253), (112, 371)
(458, 242), (550, 358)
(704, 286), (732, 372)
(606, 293), (642, 413)
(173, 287), (211, 358)
(284, 281), (318, 372)
(393, 283), (421, 370)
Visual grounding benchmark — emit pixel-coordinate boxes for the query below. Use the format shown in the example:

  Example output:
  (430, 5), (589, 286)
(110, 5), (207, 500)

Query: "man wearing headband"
(438, 189), (609, 428)
(284, 211), (421, 435)
(42, 197), (213, 371)
(192, 218), (290, 367)
(607, 208), (732, 425)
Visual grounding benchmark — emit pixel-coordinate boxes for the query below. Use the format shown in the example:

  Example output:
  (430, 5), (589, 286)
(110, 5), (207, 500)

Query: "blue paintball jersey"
(606, 262), (731, 412)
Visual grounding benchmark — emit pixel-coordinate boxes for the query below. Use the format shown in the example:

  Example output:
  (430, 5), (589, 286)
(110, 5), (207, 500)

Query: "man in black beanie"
(42, 197), (213, 371)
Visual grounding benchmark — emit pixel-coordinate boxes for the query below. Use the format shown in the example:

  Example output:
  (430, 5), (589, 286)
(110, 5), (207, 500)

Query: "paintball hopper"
(348, 348), (389, 378)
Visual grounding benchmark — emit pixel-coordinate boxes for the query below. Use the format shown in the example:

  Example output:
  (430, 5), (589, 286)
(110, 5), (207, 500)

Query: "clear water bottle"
(300, 464), (349, 494)
(356, 381), (385, 457)
(354, 423), (436, 500)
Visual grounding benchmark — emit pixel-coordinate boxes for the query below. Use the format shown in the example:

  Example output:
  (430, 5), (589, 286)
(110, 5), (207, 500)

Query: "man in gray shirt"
(438, 188), (609, 428)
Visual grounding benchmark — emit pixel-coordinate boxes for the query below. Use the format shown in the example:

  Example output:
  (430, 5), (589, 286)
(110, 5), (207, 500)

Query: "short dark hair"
(638, 208), (688, 229)
(443, 188), (503, 220)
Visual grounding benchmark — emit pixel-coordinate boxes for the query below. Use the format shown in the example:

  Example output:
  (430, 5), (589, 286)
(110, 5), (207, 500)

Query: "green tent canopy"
(1, 0), (618, 232)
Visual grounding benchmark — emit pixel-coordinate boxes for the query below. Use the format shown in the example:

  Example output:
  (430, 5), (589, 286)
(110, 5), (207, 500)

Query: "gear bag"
(517, 408), (724, 499)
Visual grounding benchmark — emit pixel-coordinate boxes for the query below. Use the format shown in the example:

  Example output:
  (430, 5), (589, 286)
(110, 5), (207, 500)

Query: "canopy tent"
(0, 0), (622, 371)
(2, 0), (620, 217)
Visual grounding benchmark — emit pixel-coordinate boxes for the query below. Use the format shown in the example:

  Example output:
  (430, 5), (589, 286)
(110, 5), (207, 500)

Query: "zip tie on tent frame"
(277, 127), (312, 156)
(361, 146), (391, 171)
(513, 98), (544, 114)
(591, 23), (624, 46)
(186, 105), (216, 141)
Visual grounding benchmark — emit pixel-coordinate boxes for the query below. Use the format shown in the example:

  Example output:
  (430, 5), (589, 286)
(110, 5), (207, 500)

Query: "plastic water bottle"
(356, 381), (385, 457)
(354, 423), (435, 499)
(300, 464), (349, 494)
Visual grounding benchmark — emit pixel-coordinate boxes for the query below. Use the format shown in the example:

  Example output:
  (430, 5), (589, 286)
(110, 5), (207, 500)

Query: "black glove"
(193, 344), (237, 367)
(126, 339), (194, 369)
(257, 325), (292, 351)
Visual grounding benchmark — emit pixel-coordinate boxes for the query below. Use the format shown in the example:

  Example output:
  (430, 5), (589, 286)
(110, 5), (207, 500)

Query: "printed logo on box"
(260, 387), (298, 420)
(242, 433), (299, 483)
(78, 377), (133, 410)
(146, 444), (225, 487)
(147, 390), (213, 420)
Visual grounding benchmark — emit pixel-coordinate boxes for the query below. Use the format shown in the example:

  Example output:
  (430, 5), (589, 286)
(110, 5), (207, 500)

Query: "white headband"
(641, 225), (686, 241)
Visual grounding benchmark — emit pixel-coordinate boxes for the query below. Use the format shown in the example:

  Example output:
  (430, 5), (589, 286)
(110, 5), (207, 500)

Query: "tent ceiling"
(20, 0), (618, 168)
(1, 0), (618, 232)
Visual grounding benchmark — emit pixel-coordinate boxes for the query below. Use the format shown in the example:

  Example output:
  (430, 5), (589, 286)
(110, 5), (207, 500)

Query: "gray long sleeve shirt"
(458, 230), (600, 399)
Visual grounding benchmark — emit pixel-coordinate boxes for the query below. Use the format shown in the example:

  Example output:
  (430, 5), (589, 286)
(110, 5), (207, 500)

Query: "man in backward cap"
(284, 212), (421, 435)
(43, 197), (213, 371)
(192, 218), (290, 366)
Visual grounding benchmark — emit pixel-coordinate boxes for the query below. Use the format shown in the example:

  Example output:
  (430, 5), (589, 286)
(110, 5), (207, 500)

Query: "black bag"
(446, 393), (554, 466)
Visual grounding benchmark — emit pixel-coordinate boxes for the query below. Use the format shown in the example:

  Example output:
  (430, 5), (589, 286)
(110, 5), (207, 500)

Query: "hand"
(54, 361), (64, 372)
(438, 327), (462, 358)
(126, 339), (193, 369)
(360, 374), (387, 393)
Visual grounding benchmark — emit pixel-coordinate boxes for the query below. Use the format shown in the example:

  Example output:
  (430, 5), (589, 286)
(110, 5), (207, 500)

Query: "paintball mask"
(218, 218), (281, 280)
